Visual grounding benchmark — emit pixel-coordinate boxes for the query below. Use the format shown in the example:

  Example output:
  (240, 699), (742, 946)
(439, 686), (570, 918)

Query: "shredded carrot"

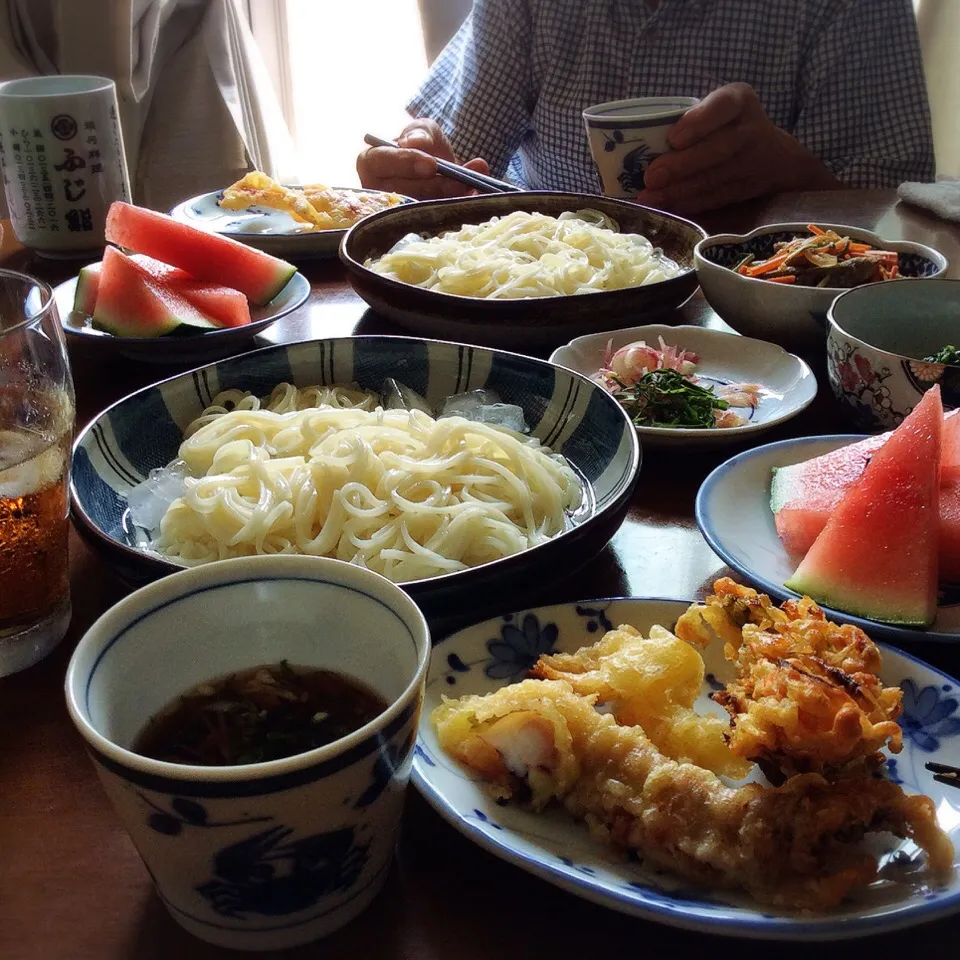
(746, 253), (791, 277)
(766, 274), (796, 283)
(807, 224), (826, 236)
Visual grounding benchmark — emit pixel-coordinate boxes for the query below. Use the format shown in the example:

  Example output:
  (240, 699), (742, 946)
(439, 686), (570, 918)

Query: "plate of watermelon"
(697, 387), (960, 643)
(55, 201), (310, 364)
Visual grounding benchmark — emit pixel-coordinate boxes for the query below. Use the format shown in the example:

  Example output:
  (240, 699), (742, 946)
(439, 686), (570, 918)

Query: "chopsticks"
(925, 761), (960, 789)
(363, 134), (521, 194)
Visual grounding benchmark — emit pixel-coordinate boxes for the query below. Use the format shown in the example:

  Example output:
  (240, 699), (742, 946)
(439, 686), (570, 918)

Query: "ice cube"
(440, 388), (503, 420)
(381, 378), (433, 414)
(126, 460), (189, 531)
(480, 403), (528, 433)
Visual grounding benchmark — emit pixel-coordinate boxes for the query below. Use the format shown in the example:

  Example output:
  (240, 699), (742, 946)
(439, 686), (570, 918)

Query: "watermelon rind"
(73, 263), (101, 316)
(784, 569), (932, 627)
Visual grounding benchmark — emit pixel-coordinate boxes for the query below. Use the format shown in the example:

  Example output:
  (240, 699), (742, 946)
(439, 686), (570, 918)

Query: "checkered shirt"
(407, 0), (936, 192)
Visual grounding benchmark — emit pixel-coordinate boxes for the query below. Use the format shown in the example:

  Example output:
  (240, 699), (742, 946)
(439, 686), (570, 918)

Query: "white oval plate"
(413, 597), (960, 940)
(697, 435), (960, 643)
(549, 324), (817, 448)
(169, 187), (410, 259)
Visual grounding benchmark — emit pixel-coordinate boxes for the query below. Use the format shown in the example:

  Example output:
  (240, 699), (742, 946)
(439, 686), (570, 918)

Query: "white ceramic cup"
(65, 555), (430, 951)
(582, 96), (699, 198)
(0, 75), (131, 257)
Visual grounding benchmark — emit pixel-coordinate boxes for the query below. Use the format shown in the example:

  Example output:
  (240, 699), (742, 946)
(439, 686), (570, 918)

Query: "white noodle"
(152, 384), (583, 582)
(365, 209), (682, 298)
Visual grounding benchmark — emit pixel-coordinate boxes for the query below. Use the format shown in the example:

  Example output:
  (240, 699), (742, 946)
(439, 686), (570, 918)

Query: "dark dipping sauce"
(133, 662), (388, 766)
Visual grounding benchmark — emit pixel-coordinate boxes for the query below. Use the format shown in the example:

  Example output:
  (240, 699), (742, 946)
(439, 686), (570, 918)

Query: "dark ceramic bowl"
(339, 192), (706, 350)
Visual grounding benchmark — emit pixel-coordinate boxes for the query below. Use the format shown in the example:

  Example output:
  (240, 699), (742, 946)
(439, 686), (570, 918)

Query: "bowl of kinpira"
(695, 222), (947, 351)
(64, 554), (430, 951)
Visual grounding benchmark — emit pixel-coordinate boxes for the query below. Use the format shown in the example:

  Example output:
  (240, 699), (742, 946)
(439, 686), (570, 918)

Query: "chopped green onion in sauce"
(133, 661), (387, 766)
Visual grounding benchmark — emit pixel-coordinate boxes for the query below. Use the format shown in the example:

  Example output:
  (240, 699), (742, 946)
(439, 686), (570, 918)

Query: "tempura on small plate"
(218, 171), (403, 231)
(432, 580), (955, 911)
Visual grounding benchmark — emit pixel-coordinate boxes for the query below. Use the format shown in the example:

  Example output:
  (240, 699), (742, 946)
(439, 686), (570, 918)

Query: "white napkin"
(898, 177), (960, 222)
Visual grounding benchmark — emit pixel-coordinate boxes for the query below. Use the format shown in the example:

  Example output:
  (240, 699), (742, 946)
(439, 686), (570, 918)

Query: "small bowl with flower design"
(826, 278), (960, 431)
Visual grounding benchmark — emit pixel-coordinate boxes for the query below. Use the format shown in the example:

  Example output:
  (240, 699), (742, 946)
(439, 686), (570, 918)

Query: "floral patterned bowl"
(695, 223), (947, 352)
(827, 278), (960, 431)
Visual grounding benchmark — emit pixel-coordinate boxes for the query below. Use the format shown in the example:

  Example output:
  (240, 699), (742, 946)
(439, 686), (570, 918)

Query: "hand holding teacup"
(637, 84), (840, 215)
(584, 84), (840, 216)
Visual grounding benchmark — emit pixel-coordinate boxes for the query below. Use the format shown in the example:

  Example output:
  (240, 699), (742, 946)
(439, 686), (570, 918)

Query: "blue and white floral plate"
(696, 436), (960, 644)
(412, 598), (960, 940)
(549, 324), (817, 449)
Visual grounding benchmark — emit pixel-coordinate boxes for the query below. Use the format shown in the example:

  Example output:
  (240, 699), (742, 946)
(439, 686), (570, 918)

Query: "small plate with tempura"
(412, 581), (960, 939)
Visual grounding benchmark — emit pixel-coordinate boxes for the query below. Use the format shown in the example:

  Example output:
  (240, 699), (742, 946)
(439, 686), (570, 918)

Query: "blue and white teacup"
(583, 96), (699, 198)
(65, 555), (430, 951)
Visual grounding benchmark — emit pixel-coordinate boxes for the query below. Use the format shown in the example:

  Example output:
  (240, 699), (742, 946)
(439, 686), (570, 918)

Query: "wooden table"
(2, 191), (959, 960)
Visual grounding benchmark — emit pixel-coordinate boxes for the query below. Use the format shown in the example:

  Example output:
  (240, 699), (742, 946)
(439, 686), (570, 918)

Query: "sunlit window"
(284, 0), (427, 186)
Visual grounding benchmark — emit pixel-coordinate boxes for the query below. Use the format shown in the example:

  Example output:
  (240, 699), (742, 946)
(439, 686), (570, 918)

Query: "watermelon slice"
(105, 201), (296, 306)
(785, 386), (943, 626)
(92, 247), (217, 338)
(74, 253), (251, 328)
(772, 409), (960, 555)
(941, 480), (960, 583)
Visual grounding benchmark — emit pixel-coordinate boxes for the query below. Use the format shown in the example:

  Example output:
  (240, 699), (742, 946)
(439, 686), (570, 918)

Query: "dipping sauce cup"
(65, 555), (430, 951)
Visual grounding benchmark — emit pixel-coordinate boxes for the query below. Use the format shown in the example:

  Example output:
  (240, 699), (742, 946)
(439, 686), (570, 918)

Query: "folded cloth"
(898, 178), (960, 222)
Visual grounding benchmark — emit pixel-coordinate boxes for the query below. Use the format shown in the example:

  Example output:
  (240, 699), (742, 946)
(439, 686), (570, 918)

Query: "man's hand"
(636, 83), (840, 216)
(357, 119), (491, 200)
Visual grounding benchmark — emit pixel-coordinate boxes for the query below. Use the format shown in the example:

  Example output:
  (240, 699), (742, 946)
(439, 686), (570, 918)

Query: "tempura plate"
(413, 598), (960, 939)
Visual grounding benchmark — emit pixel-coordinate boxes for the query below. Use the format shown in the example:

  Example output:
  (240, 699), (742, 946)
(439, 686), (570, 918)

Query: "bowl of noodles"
(70, 336), (641, 625)
(340, 192), (706, 350)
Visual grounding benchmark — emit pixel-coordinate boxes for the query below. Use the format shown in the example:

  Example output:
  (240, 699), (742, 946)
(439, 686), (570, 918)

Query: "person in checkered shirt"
(357, 0), (935, 215)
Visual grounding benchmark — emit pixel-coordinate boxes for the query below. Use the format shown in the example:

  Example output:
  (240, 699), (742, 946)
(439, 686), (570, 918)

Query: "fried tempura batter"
(531, 624), (752, 778)
(219, 171), (402, 230)
(433, 679), (953, 909)
(676, 579), (903, 776)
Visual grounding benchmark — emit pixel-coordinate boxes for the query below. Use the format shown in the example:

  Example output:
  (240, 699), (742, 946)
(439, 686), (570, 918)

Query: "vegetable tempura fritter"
(675, 579), (903, 777)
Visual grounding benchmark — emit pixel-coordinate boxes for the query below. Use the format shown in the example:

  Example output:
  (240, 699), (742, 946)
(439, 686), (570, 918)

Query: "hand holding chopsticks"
(359, 124), (520, 198)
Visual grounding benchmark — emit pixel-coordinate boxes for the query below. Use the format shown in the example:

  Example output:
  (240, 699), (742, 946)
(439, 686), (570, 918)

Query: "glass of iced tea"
(0, 269), (75, 675)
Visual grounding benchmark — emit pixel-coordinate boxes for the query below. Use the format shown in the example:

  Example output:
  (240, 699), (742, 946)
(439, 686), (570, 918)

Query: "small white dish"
(549, 324), (817, 448)
(696, 435), (960, 643)
(54, 270), (310, 365)
(65, 554), (430, 951)
(413, 597), (960, 940)
(582, 97), (699, 197)
(170, 187), (411, 259)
